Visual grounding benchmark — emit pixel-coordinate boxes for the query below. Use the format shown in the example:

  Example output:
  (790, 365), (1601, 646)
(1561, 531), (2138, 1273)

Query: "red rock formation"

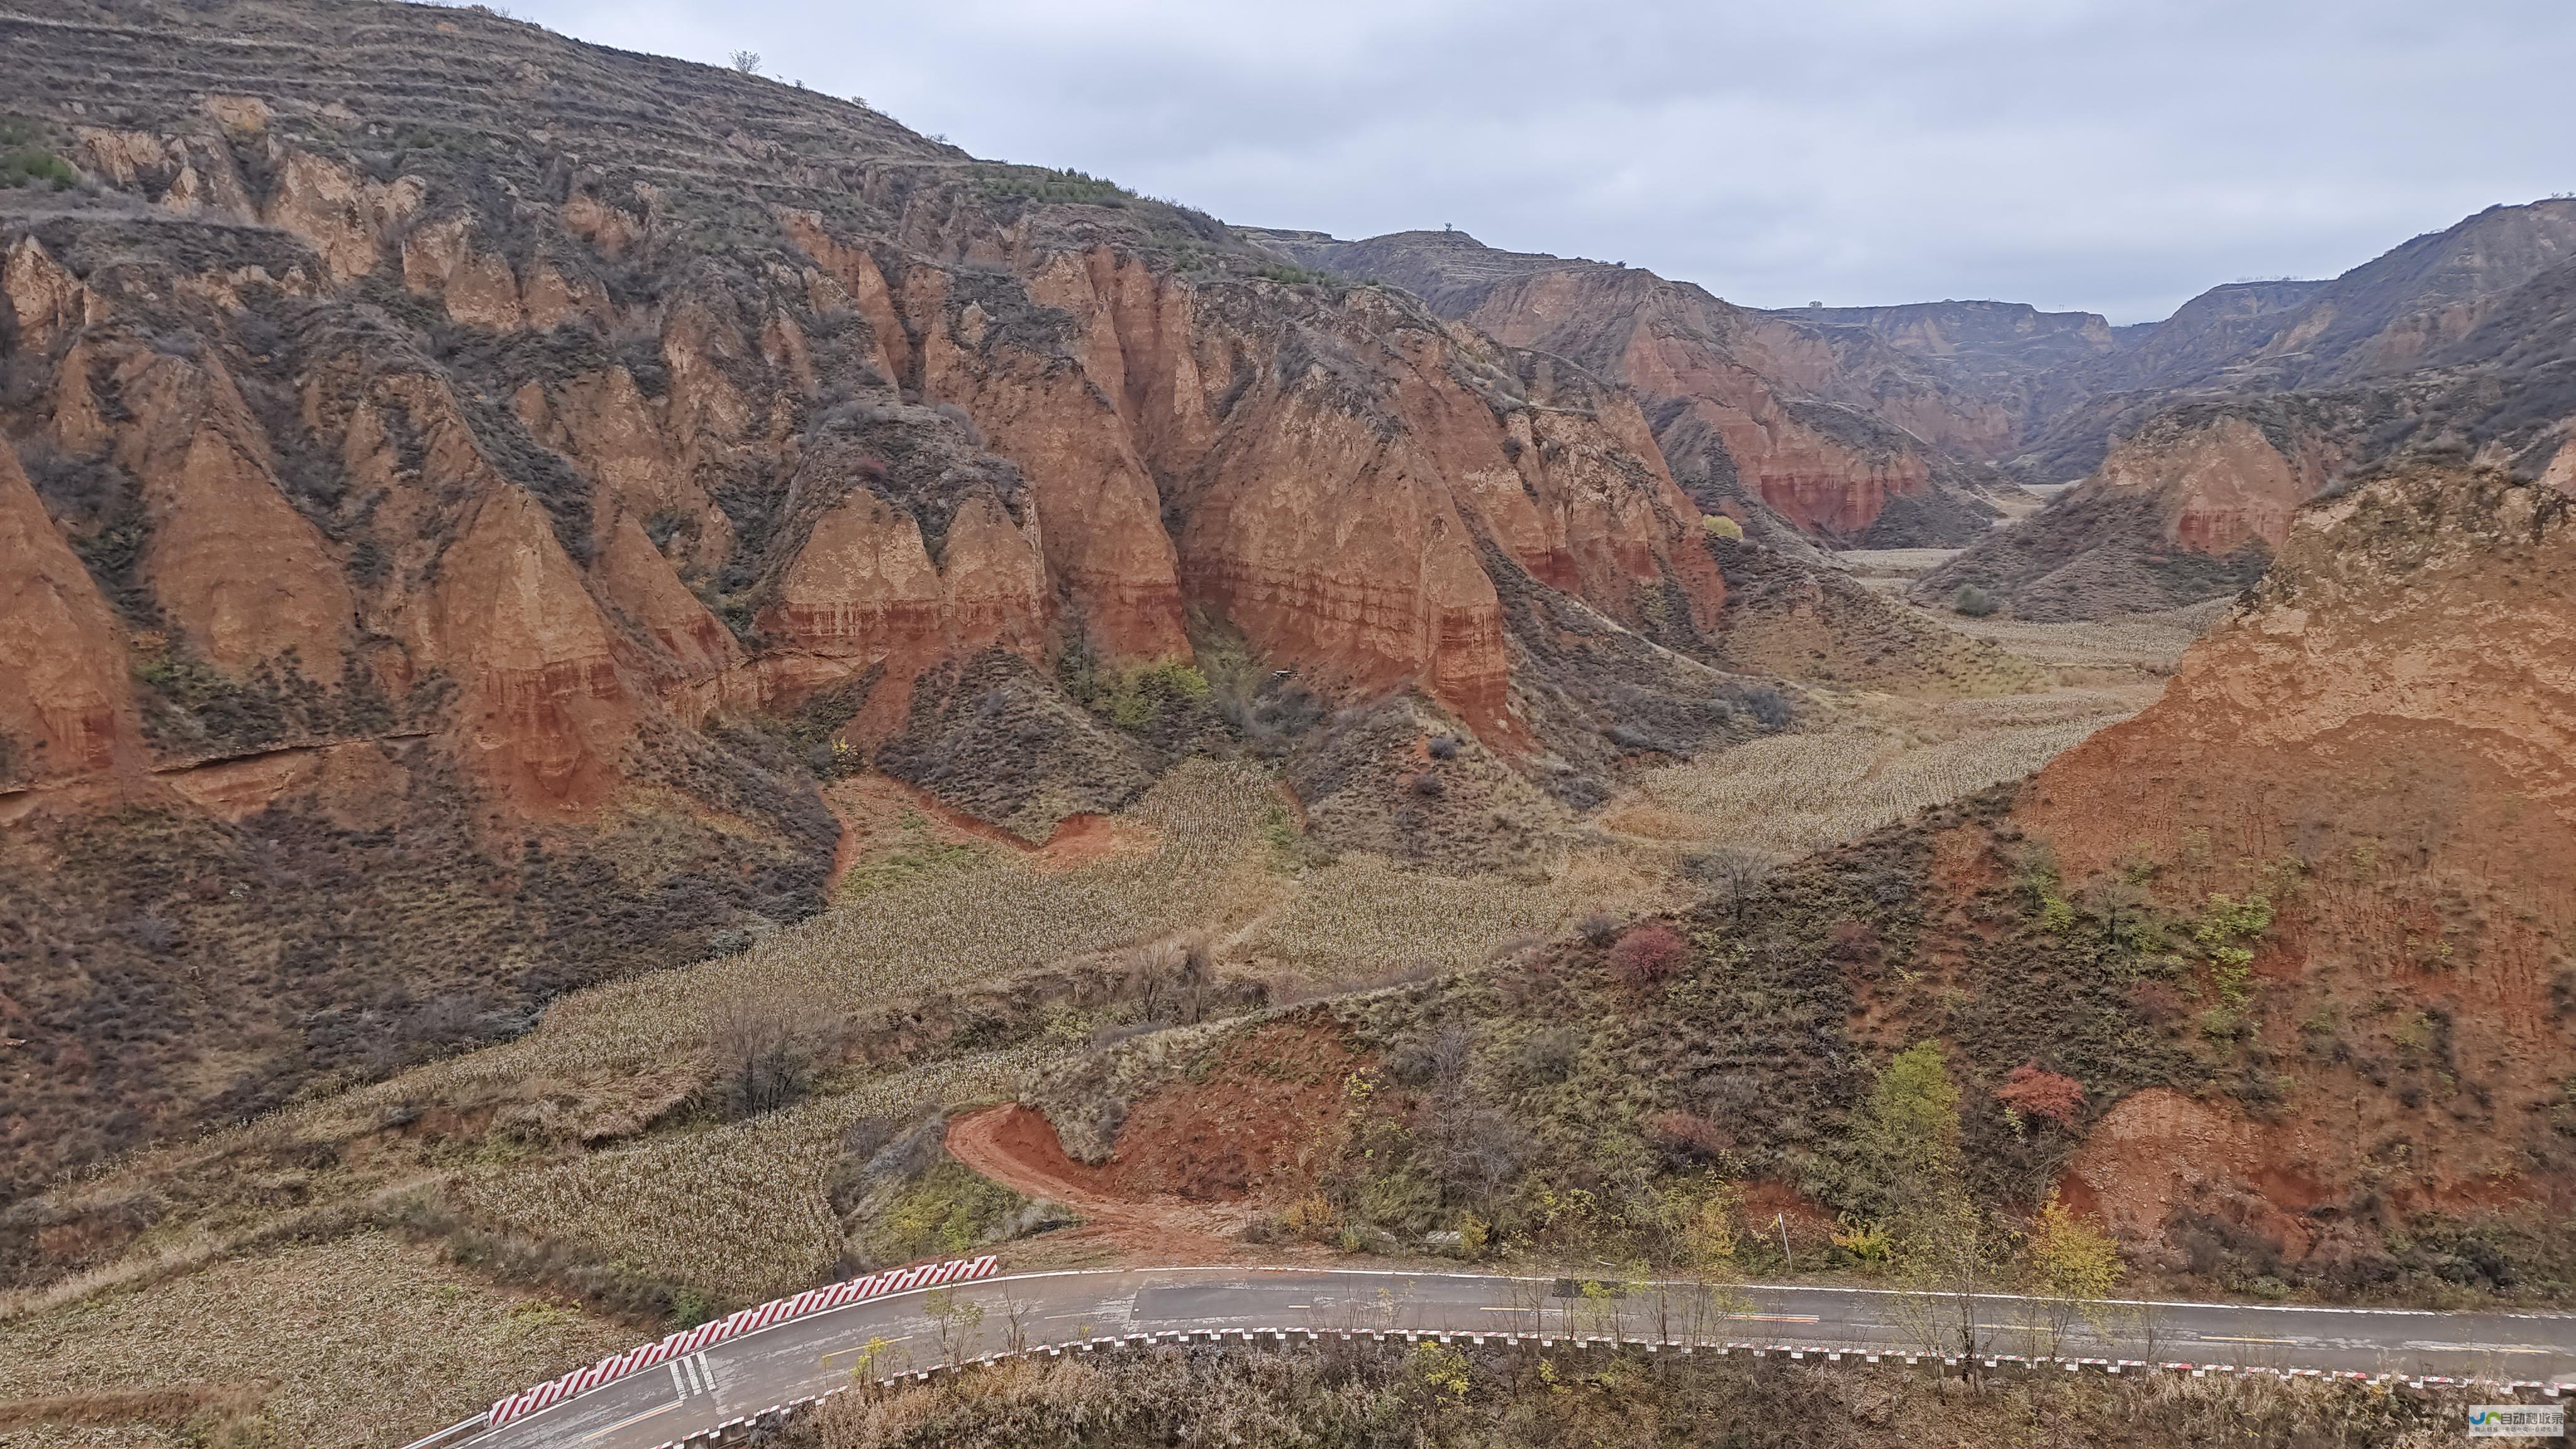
(2021, 469), (2576, 1263)
(2092, 411), (2342, 556)
(0, 446), (145, 797)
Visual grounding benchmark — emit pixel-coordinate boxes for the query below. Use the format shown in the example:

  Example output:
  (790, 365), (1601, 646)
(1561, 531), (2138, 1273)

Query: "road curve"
(440, 1267), (2576, 1449)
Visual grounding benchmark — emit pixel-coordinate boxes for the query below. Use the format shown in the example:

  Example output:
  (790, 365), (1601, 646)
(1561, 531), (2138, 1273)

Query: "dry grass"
(0, 1232), (626, 1449)
(457, 1048), (1058, 1302)
(1618, 687), (2153, 862)
(1936, 599), (2229, 673)
(1238, 850), (1674, 987)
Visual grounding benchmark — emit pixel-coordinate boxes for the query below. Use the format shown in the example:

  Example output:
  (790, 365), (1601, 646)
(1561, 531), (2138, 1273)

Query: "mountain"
(1924, 199), (2576, 618)
(1246, 228), (2011, 548)
(0, 0), (1776, 1191)
(2023, 466), (2576, 1273)
(1018, 465), (2576, 1291)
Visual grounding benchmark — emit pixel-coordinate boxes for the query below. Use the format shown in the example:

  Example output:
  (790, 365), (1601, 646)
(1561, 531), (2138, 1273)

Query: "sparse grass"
(0, 1232), (626, 1449)
(1619, 689), (2150, 863)
(458, 1051), (1051, 1302)
(1935, 599), (2228, 674)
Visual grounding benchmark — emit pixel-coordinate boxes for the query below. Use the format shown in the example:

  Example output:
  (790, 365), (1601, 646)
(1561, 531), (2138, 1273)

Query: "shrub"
(1647, 1110), (1732, 1159)
(1278, 1194), (1341, 1241)
(1993, 1064), (2085, 1128)
(1951, 584), (2000, 618)
(1575, 912), (1619, 947)
(1607, 923), (1689, 987)
(1252, 261), (1337, 287)
(1701, 513), (1744, 541)
(1426, 734), (1460, 760)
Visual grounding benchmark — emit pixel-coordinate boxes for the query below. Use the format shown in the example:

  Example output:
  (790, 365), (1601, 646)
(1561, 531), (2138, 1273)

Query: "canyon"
(0, 11), (2572, 1442)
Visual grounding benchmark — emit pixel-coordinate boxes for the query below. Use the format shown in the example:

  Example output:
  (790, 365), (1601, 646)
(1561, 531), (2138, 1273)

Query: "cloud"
(502, 0), (2576, 321)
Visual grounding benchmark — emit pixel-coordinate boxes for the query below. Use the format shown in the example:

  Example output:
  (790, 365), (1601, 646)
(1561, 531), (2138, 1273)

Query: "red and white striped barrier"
(488, 1255), (999, 1427)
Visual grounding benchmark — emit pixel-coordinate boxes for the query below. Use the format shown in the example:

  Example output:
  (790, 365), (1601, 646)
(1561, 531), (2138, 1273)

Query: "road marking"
(2402, 1342), (2559, 1355)
(666, 1363), (686, 1397)
(1728, 1314), (1822, 1324)
(820, 1336), (913, 1365)
(2198, 1336), (2300, 1346)
(579, 1399), (679, 1443)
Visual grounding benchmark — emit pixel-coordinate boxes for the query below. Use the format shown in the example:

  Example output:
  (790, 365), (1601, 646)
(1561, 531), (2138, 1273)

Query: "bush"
(1426, 734), (1460, 760)
(1607, 923), (1689, 987)
(1993, 1064), (2085, 1128)
(1951, 584), (2000, 618)
(1576, 912), (1619, 947)
(1701, 513), (1744, 541)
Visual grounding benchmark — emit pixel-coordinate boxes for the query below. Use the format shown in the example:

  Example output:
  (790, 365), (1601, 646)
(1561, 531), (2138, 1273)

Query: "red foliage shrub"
(1648, 1110), (1734, 1158)
(1608, 923), (1689, 987)
(1824, 917), (1880, 963)
(1994, 1064), (2086, 1128)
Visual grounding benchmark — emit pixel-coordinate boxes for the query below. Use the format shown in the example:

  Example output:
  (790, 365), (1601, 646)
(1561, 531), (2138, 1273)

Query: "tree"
(1855, 1041), (1998, 1363)
(922, 1287), (985, 1363)
(1951, 584), (1999, 618)
(2026, 1191), (2123, 1358)
(1607, 924), (1689, 987)
(1690, 849), (1772, 926)
(728, 49), (762, 74)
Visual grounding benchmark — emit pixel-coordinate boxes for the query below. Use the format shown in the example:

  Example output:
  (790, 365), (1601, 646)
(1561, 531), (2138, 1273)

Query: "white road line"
(579, 1400), (679, 1443)
(666, 1363), (687, 1398)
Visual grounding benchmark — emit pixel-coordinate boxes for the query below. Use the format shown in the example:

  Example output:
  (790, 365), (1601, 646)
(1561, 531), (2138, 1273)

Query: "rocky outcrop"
(1918, 400), (2353, 619)
(2022, 467), (2576, 1275)
(0, 0), (1751, 1185)
(0, 445), (145, 798)
(1249, 229), (2004, 547)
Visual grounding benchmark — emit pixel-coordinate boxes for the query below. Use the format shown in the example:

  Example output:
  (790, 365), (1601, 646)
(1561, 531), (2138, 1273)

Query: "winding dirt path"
(943, 1104), (1252, 1262)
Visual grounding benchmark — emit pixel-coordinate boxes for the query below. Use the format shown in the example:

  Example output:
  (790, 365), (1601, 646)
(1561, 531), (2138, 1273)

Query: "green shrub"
(1252, 261), (1338, 287)
(1950, 584), (1999, 618)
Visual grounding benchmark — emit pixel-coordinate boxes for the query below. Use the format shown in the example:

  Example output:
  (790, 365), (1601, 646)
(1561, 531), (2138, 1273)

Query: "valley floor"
(0, 608), (2203, 1448)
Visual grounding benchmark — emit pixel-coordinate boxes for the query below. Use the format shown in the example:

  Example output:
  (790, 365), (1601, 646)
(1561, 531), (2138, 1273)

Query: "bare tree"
(923, 1287), (985, 1363)
(728, 50), (763, 74)
(702, 989), (829, 1119)
(1690, 848), (1774, 926)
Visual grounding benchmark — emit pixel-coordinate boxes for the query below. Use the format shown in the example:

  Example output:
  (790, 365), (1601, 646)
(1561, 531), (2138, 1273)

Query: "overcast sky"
(499, 0), (2576, 323)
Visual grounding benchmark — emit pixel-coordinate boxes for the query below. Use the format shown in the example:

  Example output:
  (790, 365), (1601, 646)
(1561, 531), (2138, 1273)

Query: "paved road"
(455, 1267), (2576, 1449)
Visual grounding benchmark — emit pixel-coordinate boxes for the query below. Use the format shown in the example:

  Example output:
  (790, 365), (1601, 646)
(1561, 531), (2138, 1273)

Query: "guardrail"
(477, 1255), (998, 1431)
(645, 1323), (2571, 1448)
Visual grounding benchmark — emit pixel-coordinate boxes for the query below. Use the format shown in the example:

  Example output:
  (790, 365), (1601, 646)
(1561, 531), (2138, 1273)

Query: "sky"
(495, 0), (2576, 323)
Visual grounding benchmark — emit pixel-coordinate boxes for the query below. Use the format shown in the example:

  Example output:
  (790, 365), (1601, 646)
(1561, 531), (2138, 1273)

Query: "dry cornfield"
(457, 1048), (1061, 1302)
(0, 1232), (630, 1449)
(1935, 598), (2229, 672)
(1618, 687), (2154, 862)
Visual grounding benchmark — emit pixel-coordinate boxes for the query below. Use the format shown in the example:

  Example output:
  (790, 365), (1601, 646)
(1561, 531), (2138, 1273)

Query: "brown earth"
(1249, 229), (2006, 548)
(945, 1104), (1248, 1261)
(2021, 465), (2576, 1281)
(0, 0), (1748, 1191)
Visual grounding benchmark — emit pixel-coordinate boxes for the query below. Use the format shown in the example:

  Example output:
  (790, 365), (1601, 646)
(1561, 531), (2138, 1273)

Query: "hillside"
(0, 0), (1819, 1191)
(1246, 228), (2010, 548)
(1010, 464), (2573, 1295)
(1926, 199), (2576, 619)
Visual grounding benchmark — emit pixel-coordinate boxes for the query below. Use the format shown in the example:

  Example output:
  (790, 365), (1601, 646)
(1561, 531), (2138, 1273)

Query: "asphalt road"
(453, 1268), (2576, 1449)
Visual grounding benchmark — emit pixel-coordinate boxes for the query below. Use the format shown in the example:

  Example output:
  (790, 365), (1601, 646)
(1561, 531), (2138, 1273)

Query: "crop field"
(458, 1048), (1060, 1302)
(0, 1231), (626, 1449)
(1614, 686), (2155, 862)
(1938, 598), (2229, 674)
(1239, 848), (1674, 987)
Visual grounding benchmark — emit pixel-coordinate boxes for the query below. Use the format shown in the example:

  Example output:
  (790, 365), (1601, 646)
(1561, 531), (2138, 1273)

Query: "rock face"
(1250, 229), (2006, 548)
(2023, 467), (2576, 1277)
(1930, 198), (2576, 619)
(0, 0), (1740, 1189)
(1916, 399), (2357, 619)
